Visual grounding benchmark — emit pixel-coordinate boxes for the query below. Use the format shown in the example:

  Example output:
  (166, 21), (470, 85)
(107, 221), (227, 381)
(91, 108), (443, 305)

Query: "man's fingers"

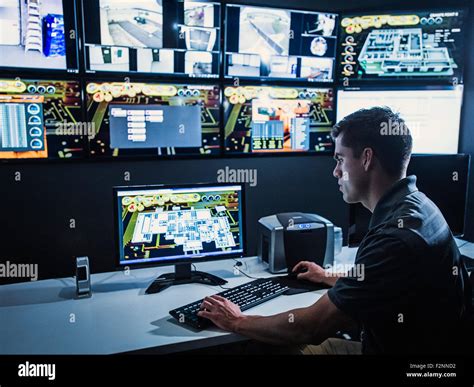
(197, 310), (212, 319)
(200, 300), (213, 310)
(203, 296), (218, 305)
(293, 261), (307, 272)
(211, 295), (227, 303)
(297, 272), (310, 280)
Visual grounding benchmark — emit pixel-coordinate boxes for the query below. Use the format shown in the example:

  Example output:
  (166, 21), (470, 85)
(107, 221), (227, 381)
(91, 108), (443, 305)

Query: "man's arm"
(198, 293), (355, 346)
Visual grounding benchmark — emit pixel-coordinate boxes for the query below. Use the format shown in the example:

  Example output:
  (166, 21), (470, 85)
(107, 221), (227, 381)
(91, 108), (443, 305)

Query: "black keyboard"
(169, 277), (290, 329)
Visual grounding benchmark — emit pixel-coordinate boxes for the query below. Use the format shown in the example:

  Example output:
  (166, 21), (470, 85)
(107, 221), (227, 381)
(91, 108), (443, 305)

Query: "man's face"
(332, 134), (367, 203)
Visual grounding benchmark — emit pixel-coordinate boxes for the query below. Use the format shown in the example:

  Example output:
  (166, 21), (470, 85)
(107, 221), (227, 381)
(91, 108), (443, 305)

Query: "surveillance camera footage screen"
(86, 81), (220, 158)
(115, 185), (244, 265)
(338, 10), (465, 82)
(224, 85), (335, 154)
(0, 78), (86, 159)
(0, 0), (79, 72)
(225, 4), (338, 82)
(82, 0), (220, 78)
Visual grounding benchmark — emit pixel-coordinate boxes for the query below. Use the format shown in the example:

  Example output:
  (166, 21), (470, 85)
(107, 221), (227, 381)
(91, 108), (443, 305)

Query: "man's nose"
(333, 165), (341, 179)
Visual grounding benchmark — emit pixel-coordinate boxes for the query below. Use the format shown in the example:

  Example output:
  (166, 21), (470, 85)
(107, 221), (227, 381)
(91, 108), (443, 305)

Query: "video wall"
(0, 1), (466, 161)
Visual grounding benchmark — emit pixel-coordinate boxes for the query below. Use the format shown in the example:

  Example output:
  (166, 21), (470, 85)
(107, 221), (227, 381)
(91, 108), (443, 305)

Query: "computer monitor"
(224, 4), (338, 82)
(86, 81), (220, 157)
(0, 78), (86, 159)
(0, 0), (79, 73)
(82, 0), (220, 78)
(338, 9), (466, 83)
(224, 85), (335, 154)
(336, 85), (463, 154)
(114, 183), (246, 291)
(348, 154), (470, 247)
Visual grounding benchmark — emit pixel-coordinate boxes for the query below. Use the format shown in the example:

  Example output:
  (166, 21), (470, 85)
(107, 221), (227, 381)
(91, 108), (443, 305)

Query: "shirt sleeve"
(327, 233), (419, 322)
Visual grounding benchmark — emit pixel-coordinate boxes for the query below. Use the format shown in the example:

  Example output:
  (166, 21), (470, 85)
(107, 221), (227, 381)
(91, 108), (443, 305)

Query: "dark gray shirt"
(328, 175), (472, 354)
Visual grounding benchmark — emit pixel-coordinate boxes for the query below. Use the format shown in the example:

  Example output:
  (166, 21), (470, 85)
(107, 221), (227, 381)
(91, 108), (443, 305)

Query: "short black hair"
(331, 106), (412, 177)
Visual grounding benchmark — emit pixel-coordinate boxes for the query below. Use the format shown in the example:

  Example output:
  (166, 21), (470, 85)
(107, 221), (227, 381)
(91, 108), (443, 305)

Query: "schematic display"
(0, 79), (85, 159)
(339, 10), (465, 82)
(118, 189), (243, 262)
(86, 81), (220, 157)
(224, 85), (334, 154)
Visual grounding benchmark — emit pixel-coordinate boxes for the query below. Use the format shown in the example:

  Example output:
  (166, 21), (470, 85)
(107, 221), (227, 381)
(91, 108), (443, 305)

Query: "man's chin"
(342, 193), (356, 204)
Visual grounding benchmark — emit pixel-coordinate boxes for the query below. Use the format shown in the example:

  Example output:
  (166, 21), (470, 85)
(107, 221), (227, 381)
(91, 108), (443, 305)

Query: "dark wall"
(0, 156), (345, 281)
(1, 0), (473, 283)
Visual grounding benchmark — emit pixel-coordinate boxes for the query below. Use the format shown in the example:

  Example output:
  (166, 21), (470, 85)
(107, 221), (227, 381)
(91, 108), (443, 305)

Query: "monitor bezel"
(113, 181), (247, 270)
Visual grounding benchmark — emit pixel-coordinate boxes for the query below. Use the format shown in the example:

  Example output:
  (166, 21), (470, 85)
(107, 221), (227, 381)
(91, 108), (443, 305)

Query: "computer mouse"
(287, 267), (308, 279)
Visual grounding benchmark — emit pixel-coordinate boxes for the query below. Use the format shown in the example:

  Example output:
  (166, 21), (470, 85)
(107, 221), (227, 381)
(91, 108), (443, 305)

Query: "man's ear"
(362, 148), (374, 172)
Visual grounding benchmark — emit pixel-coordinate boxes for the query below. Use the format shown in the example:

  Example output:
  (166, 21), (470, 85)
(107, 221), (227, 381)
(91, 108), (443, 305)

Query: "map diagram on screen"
(120, 190), (242, 261)
(339, 12), (465, 81)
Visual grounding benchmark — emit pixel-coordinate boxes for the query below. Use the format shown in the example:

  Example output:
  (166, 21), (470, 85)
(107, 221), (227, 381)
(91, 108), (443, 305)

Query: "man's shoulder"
(359, 226), (427, 261)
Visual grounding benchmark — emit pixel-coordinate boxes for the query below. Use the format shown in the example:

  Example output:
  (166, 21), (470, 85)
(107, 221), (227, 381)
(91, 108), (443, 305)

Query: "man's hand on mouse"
(197, 295), (243, 332)
(292, 261), (327, 284)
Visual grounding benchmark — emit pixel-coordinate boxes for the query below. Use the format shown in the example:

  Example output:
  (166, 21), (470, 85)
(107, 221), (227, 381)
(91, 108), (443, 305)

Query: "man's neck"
(363, 174), (406, 213)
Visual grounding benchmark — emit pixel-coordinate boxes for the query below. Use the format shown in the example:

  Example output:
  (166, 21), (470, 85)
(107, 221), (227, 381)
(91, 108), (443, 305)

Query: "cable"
(232, 264), (261, 280)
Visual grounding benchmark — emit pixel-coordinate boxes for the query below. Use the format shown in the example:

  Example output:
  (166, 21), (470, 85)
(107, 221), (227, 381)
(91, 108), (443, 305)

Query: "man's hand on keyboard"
(197, 295), (243, 332)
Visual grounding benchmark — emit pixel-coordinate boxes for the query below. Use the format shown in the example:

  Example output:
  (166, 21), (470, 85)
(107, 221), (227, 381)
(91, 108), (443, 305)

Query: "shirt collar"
(369, 175), (418, 229)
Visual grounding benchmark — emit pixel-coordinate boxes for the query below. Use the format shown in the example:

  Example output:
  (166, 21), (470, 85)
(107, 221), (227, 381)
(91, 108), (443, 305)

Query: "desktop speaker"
(75, 256), (91, 298)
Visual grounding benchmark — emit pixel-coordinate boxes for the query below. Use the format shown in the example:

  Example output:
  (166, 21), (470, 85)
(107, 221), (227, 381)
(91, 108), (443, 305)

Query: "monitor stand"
(145, 263), (227, 294)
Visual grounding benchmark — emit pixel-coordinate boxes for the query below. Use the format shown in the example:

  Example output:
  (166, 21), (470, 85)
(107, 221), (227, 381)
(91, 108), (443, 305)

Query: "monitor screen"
(336, 85), (463, 154)
(338, 10), (465, 83)
(225, 4), (338, 82)
(86, 81), (220, 157)
(115, 184), (245, 266)
(348, 154), (470, 246)
(82, 0), (220, 78)
(224, 85), (335, 154)
(0, 0), (79, 73)
(0, 78), (86, 159)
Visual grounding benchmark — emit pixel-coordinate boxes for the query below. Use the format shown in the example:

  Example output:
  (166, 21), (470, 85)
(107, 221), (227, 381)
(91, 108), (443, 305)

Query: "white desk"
(0, 249), (358, 355)
(2, 240), (471, 355)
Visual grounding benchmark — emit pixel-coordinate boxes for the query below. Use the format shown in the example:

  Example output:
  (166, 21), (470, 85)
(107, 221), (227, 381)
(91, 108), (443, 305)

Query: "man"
(198, 107), (472, 354)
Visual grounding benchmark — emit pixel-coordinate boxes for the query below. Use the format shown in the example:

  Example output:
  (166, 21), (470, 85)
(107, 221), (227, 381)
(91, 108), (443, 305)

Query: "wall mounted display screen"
(338, 10), (465, 82)
(0, 78), (85, 159)
(224, 85), (335, 154)
(336, 85), (463, 154)
(0, 0), (79, 73)
(86, 81), (220, 157)
(82, 0), (220, 78)
(225, 4), (338, 82)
